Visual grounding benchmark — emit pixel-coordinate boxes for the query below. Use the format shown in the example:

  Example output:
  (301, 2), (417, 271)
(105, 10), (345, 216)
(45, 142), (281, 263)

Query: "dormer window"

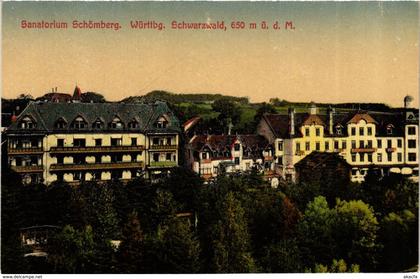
(128, 120), (138, 129)
(19, 116), (36, 129)
(92, 119), (103, 129)
(71, 116), (87, 129)
(336, 125), (343, 135)
(155, 116), (169, 128)
(55, 118), (67, 129)
(386, 124), (394, 135)
(110, 117), (124, 129)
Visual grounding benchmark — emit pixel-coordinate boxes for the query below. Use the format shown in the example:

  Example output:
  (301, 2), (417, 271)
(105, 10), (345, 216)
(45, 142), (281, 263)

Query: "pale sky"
(2, 2), (419, 107)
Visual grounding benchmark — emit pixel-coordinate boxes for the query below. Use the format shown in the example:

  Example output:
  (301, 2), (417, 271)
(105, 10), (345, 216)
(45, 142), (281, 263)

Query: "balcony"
(50, 145), (145, 154)
(351, 148), (376, 153)
(8, 147), (44, 155)
(11, 165), (43, 173)
(386, 147), (396, 153)
(295, 150), (305, 156)
(201, 159), (212, 164)
(148, 161), (177, 168)
(50, 161), (144, 171)
(149, 144), (178, 150)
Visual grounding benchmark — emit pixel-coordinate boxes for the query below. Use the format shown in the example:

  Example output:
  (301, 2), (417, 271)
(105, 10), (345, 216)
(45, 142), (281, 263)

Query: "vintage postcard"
(1, 1), (419, 276)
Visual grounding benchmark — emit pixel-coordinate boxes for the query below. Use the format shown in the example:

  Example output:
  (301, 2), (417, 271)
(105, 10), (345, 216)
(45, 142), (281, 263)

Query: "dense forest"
(2, 166), (418, 273)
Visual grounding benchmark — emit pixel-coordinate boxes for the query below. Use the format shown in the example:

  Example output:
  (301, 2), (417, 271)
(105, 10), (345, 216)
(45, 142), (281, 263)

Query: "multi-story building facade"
(185, 134), (274, 181)
(258, 102), (419, 183)
(5, 101), (181, 184)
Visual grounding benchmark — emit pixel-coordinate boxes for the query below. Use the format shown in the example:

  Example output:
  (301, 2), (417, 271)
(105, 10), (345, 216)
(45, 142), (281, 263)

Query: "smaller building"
(294, 151), (352, 184)
(185, 134), (274, 181)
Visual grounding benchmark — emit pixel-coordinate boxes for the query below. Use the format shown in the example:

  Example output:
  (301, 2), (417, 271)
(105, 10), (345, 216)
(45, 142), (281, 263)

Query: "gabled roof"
(295, 151), (351, 169)
(190, 135), (238, 152)
(347, 113), (377, 124)
(6, 101), (181, 134)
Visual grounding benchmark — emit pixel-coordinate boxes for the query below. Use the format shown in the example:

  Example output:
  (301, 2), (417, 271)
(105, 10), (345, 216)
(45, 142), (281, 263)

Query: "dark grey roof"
(6, 101), (181, 134)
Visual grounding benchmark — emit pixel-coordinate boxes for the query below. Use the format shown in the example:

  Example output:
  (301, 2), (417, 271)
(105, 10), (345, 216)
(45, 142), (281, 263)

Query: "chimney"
(309, 101), (317, 115)
(288, 108), (295, 136)
(328, 106), (335, 135)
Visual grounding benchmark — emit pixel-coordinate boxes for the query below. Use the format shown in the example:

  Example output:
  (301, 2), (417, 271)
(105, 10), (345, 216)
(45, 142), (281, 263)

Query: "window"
(55, 118), (67, 129)
(336, 125), (342, 135)
(57, 156), (64, 164)
(73, 172), (83, 181)
(93, 119), (103, 129)
(387, 140), (392, 148)
(351, 127), (356, 136)
(296, 142), (301, 151)
(377, 153), (382, 162)
(74, 139), (86, 147)
(234, 144), (240, 151)
(112, 154), (123, 163)
(408, 127), (416, 135)
(72, 116), (86, 129)
(167, 138), (172, 145)
(367, 140), (372, 148)
(397, 153), (402, 162)
(359, 127), (364, 136)
(351, 154), (356, 162)
(377, 139), (382, 148)
(360, 154), (365, 162)
(315, 142), (320, 151)
(278, 141), (283, 151)
(202, 152), (207, 160)
(387, 152), (392, 162)
(56, 139), (64, 147)
(367, 154), (372, 162)
(316, 128), (320, 137)
(20, 116), (36, 129)
(166, 153), (172, 161)
(367, 127), (372, 136)
(128, 120), (138, 129)
(153, 153), (159, 162)
(408, 153), (416, 162)
(397, 139), (402, 148)
(110, 117), (123, 129)
(325, 142), (329, 151)
(131, 138), (137, 146)
(387, 125), (394, 135)
(359, 140), (364, 148)
(305, 128), (310, 137)
(111, 138), (122, 147)
(408, 139), (416, 148)
(95, 139), (102, 146)
(351, 140), (356, 149)
(234, 157), (240, 165)
(278, 156), (283, 165)
(342, 141), (347, 150)
(305, 142), (310, 151)
(334, 141), (339, 150)
(155, 116), (169, 128)
(351, 169), (357, 175)
(153, 138), (159, 145)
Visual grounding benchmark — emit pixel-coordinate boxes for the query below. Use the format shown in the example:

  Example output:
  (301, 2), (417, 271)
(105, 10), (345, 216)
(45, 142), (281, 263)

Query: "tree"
(378, 210), (418, 271)
(211, 98), (242, 129)
(334, 200), (379, 271)
(81, 92), (106, 103)
(208, 192), (256, 273)
(150, 190), (178, 232)
(260, 238), (303, 272)
(297, 196), (337, 268)
(117, 211), (145, 273)
(47, 225), (95, 273)
(309, 259), (360, 273)
(254, 102), (277, 122)
(145, 218), (201, 273)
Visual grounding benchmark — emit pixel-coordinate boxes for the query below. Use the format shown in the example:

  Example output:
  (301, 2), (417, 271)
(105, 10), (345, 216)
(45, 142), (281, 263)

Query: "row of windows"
(350, 152), (417, 163)
(55, 153), (143, 164)
(294, 138), (412, 152)
(20, 116), (169, 130)
(57, 138), (138, 147)
(302, 125), (396, 137)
